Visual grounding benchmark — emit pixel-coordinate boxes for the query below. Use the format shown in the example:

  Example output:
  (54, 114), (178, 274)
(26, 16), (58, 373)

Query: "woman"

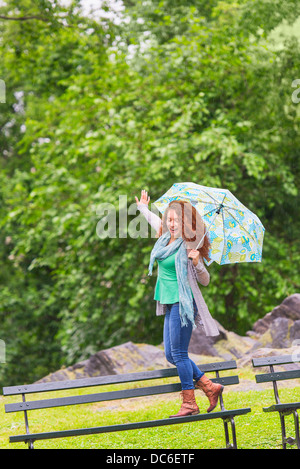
(135, 190), (223, 418)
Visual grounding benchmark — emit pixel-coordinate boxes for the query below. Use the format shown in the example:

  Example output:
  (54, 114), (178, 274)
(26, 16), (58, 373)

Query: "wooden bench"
(252, 354), (300, 449)
(3, 359), (251, 449)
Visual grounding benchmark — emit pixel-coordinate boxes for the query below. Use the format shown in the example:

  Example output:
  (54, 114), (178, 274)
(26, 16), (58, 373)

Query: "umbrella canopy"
(154, 182), (265, 265)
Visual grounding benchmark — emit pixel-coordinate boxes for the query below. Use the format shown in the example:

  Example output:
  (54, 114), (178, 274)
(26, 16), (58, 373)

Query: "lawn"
(0, 372), (299, 450)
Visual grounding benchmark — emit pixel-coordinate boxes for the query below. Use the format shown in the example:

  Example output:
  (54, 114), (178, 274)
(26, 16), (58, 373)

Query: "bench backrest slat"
(3, 360), (237, 396)
(5, 375), (239, 413)
(252, 354), (300, 368)
(255, 369), (300, 383)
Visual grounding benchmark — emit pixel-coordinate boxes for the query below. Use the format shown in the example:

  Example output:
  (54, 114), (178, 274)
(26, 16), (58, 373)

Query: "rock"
(188, 320), (228, 357)
(269, 317), (291, 348)
(250, 294), (300, 336)
(189, 293), (300, 360)
(290, 320), (300, 343)
(189, 319), (256, 360)
(36, 341), (171, 383)
(36, 294), (300, 384)
(238, 345), (300, 371)
(246, 297), (300, 350)
(213, 331), (257, 360)
(36, 341), (225, 384)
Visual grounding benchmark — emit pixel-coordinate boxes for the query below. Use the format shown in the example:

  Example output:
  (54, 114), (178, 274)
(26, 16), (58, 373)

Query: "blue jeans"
(163, 300), (204, 390)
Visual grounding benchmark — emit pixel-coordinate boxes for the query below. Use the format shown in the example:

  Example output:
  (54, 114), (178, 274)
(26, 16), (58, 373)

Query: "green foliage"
(0, 0), (299, 384)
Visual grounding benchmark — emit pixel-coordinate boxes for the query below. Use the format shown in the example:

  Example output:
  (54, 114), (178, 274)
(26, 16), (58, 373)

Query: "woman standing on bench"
(135, 190), (223, 418)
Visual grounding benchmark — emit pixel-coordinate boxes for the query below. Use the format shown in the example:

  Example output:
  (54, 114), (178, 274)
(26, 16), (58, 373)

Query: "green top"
(154, 251), (193, 304)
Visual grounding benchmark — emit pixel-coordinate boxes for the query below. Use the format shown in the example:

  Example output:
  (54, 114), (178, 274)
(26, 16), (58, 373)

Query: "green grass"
(1, 374), (299, 450)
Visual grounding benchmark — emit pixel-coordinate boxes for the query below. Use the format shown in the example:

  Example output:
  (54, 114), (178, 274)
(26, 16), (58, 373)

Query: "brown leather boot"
(195, 375), (224, 413)
(169, 389), (200, 418)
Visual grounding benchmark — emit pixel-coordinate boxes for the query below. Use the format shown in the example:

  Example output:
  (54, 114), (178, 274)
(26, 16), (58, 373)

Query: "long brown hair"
(156, 200), (211, 262)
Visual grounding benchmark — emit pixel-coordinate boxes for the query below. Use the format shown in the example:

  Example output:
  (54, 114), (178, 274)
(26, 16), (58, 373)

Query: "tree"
(0, 0), (116, 384)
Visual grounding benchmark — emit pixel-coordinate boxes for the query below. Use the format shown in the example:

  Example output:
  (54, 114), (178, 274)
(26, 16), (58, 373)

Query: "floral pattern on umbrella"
(154, 182), (265, 265)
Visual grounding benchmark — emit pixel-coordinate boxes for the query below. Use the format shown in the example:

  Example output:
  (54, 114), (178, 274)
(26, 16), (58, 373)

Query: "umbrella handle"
(196, 210), (219, 250)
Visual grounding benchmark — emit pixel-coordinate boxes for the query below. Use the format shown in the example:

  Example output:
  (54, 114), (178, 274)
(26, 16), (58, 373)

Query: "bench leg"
(293, 411), (300, 449)
(222, 417), (237, 449)
(27, 439), (34, 450)
(279, 411), (300, 449)
(22, 393), (34, 449)
(279, 413), (287, 449)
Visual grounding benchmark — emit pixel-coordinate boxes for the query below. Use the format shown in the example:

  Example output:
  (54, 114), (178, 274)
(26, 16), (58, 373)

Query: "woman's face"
(166, 209), (181, 237)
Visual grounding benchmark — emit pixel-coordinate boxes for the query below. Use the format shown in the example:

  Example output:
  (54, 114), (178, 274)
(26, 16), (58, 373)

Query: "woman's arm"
(135, 190), (162, 233)
(188, 249), (210, 286)
(194, 256), (210, 286)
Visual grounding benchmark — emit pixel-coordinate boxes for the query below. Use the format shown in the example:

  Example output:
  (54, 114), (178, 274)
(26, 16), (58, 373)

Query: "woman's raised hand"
(135, 190), (150, 206)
